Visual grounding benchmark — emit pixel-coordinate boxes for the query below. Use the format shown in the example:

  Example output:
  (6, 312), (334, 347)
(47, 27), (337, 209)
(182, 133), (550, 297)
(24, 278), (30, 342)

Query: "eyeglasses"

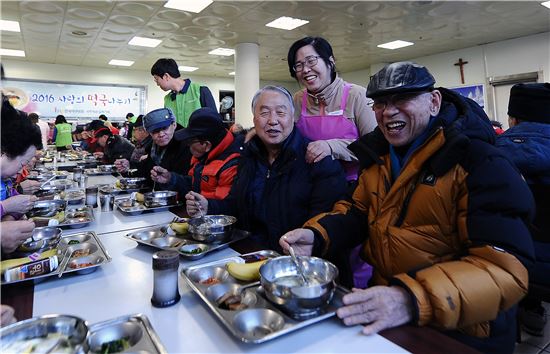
(293, 55), (322, 72)
(371, 91), (430, 112)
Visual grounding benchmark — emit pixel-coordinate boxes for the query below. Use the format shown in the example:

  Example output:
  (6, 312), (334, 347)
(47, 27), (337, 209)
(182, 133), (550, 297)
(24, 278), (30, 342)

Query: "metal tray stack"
(115, 197), (181, 215)
(181, 251), (346, 343)
(125, 223), (250, 260)
(1, 231), (111, 285)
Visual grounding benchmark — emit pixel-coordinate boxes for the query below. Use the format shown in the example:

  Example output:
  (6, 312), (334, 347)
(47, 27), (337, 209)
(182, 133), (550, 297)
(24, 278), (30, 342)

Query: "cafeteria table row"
(1, 172), (480, 353)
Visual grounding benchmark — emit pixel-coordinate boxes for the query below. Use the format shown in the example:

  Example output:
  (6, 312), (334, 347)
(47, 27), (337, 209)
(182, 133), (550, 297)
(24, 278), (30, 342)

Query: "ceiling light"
(109, 59), (134, 66)
(0, 48), (25, 57)
(208, 48), (235, 56)
(228, 72), (235, 76)
(0, 20), (20, 32)
(265, 16), (309, 30)
(164, 0), (213, 13)
(129, 36), (162, 48)
(377, 40), (414, 50)
(541, 1), (550, 9)
(179, 66), (198, 72)
(71, 30), (87, 36)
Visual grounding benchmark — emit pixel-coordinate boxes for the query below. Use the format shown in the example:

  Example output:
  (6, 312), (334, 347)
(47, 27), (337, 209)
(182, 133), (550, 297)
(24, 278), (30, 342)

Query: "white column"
(234, 42), (259, 129)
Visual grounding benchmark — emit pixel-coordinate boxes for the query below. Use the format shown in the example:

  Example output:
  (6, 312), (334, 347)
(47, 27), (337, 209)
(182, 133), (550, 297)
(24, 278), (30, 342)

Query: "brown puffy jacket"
(305, 89), (535, 339)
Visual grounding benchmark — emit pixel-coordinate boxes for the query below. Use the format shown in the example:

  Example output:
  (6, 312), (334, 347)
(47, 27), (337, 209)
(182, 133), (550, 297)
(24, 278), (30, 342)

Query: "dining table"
(1, 168), (481, 353)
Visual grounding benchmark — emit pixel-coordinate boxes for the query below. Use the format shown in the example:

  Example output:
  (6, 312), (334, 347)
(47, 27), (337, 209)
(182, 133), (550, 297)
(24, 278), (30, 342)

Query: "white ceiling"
(1, 1), (549, 81)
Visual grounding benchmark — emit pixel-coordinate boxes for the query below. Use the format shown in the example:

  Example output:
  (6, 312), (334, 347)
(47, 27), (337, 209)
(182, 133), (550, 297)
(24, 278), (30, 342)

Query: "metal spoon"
(288, 246), (308, 285)
(57, 248), (72, 278)
(39, 175), (57, 189)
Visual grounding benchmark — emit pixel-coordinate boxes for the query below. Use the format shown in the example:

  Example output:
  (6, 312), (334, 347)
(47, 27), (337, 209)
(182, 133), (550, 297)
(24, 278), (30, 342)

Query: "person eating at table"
(0, 100), (40, 253)
(151, 107), (243, 200)
(115, 108), (191, 188)
(279, 62), (534, 354)
(186, 86), (347, 258)
(128, 115), (152, 164)
(93, 127), (134, 164)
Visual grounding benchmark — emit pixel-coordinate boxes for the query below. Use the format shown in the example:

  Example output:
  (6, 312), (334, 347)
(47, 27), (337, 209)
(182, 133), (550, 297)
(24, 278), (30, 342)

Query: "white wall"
(341, 32), (549, 119)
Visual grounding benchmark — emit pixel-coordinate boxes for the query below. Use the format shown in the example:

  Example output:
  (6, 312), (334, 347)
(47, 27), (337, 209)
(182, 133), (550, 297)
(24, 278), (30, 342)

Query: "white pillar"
(234, 42), (259, 129)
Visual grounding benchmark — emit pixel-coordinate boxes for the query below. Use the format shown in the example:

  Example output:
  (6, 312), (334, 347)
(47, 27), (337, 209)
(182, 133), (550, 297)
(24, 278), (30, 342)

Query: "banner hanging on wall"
(1, 79), (147, 120)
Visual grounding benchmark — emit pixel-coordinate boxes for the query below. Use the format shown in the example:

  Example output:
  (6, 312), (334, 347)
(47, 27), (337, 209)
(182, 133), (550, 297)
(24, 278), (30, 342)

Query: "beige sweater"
(293, 76), (377, 162)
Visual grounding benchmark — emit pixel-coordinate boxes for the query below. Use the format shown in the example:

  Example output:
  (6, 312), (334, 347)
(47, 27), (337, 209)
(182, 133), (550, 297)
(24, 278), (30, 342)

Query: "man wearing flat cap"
(150, 107), (243, 200)
(496, 83), (550, 337)
(93, 127), (134, 164)
(281, 62), (535, 353)
(114, 108), (191, 188)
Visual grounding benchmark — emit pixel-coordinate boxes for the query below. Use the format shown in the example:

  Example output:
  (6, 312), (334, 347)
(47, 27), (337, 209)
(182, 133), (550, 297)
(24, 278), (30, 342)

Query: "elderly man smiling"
(280, 62), (535, 354)
(186, 85), (347, 255)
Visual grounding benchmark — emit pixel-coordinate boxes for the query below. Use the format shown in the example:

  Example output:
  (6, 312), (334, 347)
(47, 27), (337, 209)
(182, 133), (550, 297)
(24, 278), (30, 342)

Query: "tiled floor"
(514, 302), (550, 354)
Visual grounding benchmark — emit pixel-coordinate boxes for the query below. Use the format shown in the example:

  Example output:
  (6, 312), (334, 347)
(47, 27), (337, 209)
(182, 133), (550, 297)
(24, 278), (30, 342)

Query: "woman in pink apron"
(287, 36), (377, 288)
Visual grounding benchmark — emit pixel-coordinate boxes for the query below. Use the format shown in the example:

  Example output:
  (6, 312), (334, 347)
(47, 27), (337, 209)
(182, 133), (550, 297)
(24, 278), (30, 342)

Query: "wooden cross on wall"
(454, 58), (469, 84)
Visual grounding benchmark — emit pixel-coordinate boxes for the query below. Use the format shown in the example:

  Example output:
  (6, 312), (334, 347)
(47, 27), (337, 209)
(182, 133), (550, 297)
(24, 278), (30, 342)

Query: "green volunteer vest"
(55, 123), (73, 147)
(163, 82), (202, 127)
(129, 116), (137, 124)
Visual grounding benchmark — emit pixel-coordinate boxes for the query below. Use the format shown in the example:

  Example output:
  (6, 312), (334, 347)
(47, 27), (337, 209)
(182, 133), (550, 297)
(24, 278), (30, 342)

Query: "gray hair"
(251, 85), (294, 116)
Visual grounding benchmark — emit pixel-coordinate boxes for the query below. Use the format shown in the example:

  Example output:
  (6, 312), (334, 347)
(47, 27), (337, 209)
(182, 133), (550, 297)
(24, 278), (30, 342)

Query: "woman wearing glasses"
(287, 37), (377, 182)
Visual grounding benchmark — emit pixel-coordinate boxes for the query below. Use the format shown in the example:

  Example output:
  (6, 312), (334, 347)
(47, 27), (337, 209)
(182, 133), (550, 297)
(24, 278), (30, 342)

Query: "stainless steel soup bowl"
(17, 227), (63, 254)
(259, 256), (338, 319)
(188, 215), (237, 243)
(143, 191), (177, 207)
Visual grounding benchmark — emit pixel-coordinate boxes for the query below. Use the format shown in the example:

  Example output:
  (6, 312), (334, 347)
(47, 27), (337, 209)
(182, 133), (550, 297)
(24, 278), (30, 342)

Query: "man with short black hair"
(281, 62), (535, 354)
(151, 58), (217, 127)
(151, 108), (243, 200)
(81, 119), (105, 153)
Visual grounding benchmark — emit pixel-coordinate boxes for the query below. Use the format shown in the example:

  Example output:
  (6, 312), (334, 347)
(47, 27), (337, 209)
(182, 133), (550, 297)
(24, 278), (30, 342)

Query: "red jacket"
(188, 131), (242, 200)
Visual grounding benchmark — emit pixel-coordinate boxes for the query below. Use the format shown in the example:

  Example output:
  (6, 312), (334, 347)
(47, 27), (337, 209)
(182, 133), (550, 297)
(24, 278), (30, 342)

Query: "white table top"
(33, 230), (407, 353)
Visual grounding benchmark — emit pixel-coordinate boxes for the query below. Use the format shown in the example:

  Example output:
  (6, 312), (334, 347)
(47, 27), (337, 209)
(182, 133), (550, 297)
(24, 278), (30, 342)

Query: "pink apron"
(296, 84), (372, 289)
(296, 84), (359, 181)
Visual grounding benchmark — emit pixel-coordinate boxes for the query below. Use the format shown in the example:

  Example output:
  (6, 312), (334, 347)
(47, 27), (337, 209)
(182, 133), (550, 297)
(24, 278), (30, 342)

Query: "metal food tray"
(88, 314), (167, 354)
(115, 197), (181, 216)
(181, 251), (346, 343)
(125, 224), (250, 260)
(84, 168), (114, 176)
(1, 231), (112, 285)
(99, 184), (148, 195)
(58, 205), (95, 229)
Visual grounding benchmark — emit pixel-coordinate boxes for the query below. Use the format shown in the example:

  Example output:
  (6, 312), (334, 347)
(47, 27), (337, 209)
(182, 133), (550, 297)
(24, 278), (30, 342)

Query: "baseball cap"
(175, 108), (225, 143)
(367, 61), (436, 99)
(143, 108), (175, 133)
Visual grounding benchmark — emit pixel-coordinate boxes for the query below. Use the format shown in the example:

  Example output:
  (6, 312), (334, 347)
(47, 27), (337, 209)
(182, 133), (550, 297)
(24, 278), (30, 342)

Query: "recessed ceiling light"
(71, 30), (87, 36)
(129, 36), (162, 48)
(109, 59), (134, 66)
(377, 40), (414, 50)
(179, 66), (198, 72)
(228, 72), (235, 76)
(541, 1), (550, 9)
(164, 0), (213, 13)
(265, 16), (309, 31)
(0, 48), (25, 57)
(209, 48), (235, 56)
(0, 20), (20, 32)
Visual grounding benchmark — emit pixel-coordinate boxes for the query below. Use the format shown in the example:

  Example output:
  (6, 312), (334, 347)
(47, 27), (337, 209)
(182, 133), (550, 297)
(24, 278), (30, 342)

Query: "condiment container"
(151, 250), (180, 307)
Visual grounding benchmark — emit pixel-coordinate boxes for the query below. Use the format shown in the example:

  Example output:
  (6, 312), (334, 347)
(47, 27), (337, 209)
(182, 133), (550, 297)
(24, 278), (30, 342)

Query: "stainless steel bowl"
(188, 215), (237, 243)
(0, 314), (90, 353)
(143, 191), (177, 207)
(119, 177), (146, 189)
(17, 227), (63, 254)
(27, 200), (67, 218)
(259, 256), (338, 319)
